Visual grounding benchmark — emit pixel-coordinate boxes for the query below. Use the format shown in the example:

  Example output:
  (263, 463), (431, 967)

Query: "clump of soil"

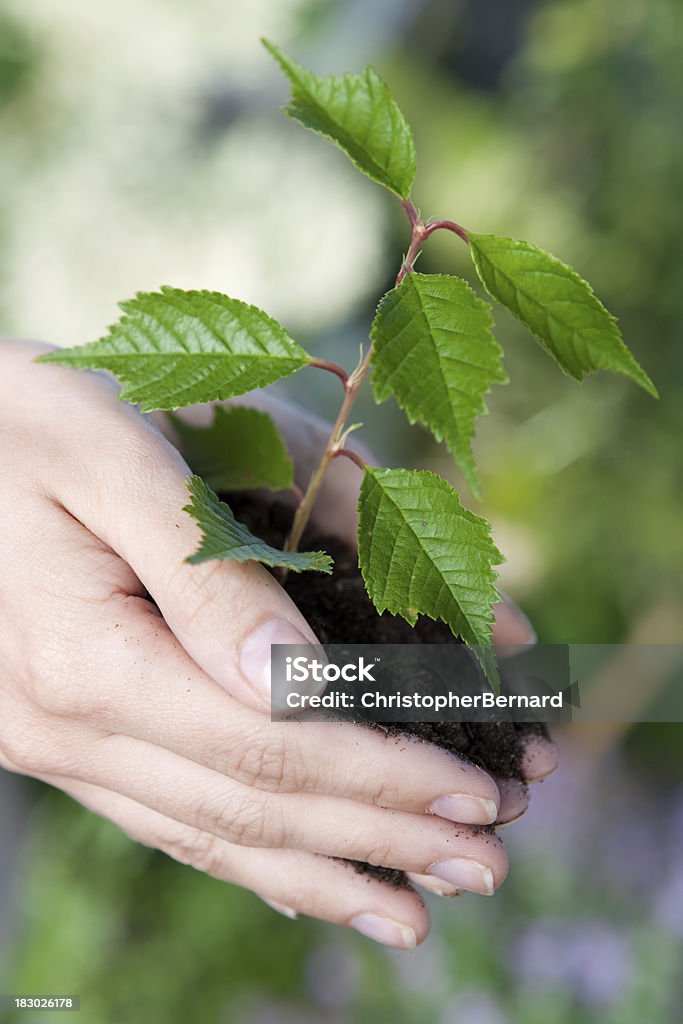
(228, 493), (547, 885)
(231, 493), (545, 774)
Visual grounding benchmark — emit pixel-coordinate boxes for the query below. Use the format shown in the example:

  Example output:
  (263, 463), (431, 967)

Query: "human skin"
(0, 339), (557, 950)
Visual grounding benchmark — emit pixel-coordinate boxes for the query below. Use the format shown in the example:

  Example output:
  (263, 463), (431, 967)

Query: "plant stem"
(400, 197), (420, 227)
(284, 351), (369, 552)
(396, 203), (469, 285)
(283, 197), (469, 554)
(332, 447), (366, 471)
(423, 219), (470, 246)
(308, 357), (349, 387)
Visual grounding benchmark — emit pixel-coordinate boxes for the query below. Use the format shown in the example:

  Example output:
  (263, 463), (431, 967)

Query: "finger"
(36, 365), (324, 712)
(84, 597), (499, 822)
(495, 778), (529, 826)
(492, 591), (537, 652)
(409, 779), (531, 891)
(408, 779), (531, 893)
(42, 775), (430, 949)
(520, 734), (559, 782)
(404, 872), (463, 898)
(64, 732), (509, 893)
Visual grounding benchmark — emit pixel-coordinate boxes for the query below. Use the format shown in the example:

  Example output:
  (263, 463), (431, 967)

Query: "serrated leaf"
(169, 407), (294, 492)
(263, 39), (416, 199)
(358, 467), (502, 649)
(184, 475), (332, 573)
(469, 234), (657, 397)
(38, 287), (312, 411)
(370, 274), (506, 499)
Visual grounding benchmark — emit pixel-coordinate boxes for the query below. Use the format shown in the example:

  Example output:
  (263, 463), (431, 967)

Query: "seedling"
(40, 41), (656, 674)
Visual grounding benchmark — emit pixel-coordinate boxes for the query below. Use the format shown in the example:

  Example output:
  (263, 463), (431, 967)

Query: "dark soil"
(227, 492), (547, 885)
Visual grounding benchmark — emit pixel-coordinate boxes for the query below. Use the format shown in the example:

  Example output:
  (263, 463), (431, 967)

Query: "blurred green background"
(0, 0), (681, 1021)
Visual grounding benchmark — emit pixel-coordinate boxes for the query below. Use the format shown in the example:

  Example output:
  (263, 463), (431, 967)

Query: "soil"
(227, 492), (547, 885)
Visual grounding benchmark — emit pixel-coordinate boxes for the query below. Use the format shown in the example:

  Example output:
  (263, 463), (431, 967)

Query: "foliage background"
(0, 0), (681, 1020)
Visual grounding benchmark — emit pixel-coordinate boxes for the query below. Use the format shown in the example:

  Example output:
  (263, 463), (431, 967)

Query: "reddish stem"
(396, 207), (470, 287)
(423, 219), (470, 245)
(308, 357), (349, 388)
(400, 197), (420, 227)
(332, 447), (366, 471)
(395, 225), (425, 286)
(287, 482), (304, 504)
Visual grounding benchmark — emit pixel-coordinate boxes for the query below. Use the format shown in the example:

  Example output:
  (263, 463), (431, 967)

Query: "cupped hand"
(0, 340), (556, 949)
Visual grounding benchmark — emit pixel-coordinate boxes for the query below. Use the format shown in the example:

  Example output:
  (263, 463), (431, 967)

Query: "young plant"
(39, 41), (657, 674)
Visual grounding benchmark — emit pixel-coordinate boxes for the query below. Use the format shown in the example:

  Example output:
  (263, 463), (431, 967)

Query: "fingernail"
(261, 898), (298, 920)
(428, 859), (494, 895)
(496, 811), (525, 829)
(240, 618), (318, 707)
(406, 872), (463, 898)
(428, 794), (498, 825)
(350, 913), (417, 950)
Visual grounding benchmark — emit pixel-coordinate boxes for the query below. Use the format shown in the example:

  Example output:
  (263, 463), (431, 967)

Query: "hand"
(0, 340), (556, 949)
(183, 389), (558, 833)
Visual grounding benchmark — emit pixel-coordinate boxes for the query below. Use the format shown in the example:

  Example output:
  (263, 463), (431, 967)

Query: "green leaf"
(184, 475), (332, 573)
(169, 407), (294, 492)
(469, 234), (657, 397)
(37, 287), (312, 411)
(263, 39), (416, 199)
(357, 467), (502, 648)
(370, 273), (507, 499)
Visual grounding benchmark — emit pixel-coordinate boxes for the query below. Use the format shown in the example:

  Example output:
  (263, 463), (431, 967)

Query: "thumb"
(58, 407), (321, 713)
